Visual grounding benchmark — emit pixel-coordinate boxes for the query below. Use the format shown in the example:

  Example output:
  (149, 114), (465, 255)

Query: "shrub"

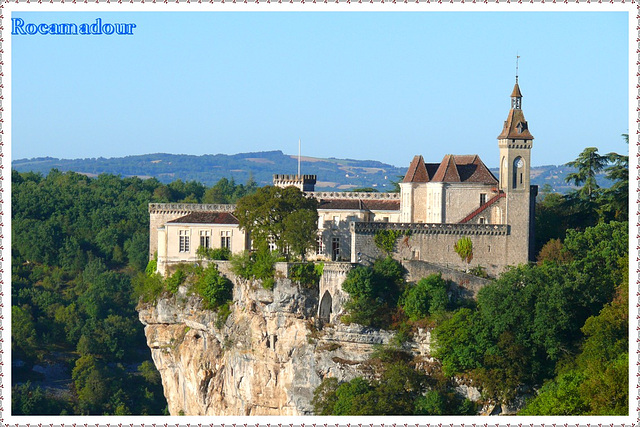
(133, 272), (165, 304)
(165, 269), (186, 294)
(145, 259), (157, 277)
(374, 229), (402, 254)
(468, 265), (488, 278)
(230, 251), (253, 279)
(290, 262), (320, 287)
(402, 274), (449, 320)
(215, 302), (232, 329)
(195, 264), (233, 310)
(197, 246), (231, 261)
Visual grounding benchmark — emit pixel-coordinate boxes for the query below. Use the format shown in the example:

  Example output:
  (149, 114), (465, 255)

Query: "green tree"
(195, 264), (233, 310)
(402, 274), (449, 320)
(235, 186), (318, 253)
(282, 208), (318, 260)
(565, 147), (608, 200)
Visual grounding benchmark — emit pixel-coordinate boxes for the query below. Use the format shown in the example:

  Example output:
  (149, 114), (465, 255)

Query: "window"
(316, 235), (325, 255)
(479, 217), (486, 224)
(480, 193), (487, 205)
(221, 230), (231, 250)
(179, 230), (190, 252)
(331, 237), (340, 261)
(200, 230), (210, 249)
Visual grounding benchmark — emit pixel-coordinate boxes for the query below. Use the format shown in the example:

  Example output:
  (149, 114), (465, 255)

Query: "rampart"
(351, 222), (511, 277)
(311, 191), (400, 200)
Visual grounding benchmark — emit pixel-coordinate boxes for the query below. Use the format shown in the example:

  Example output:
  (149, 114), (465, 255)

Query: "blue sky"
(11, 11), (629, 168)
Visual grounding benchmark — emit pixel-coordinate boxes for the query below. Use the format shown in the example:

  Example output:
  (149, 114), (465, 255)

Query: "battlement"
(352, 221), (508, 236)
(149, 203), (236, 214)
(273, 174), (317, 192)
(311, 191), (400, 201)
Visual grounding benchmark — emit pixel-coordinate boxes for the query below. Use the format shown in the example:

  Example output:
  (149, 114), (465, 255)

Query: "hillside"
(11, 151), (611, 193)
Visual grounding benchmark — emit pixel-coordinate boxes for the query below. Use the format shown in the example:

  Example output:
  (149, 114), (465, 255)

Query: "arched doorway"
(319, 290), (332, 323)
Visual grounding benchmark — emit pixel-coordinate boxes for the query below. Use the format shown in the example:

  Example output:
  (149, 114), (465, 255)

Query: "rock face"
(138, 267), (397, 416)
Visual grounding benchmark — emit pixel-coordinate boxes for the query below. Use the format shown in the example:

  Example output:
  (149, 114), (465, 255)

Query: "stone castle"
(149, 78), (537, 277)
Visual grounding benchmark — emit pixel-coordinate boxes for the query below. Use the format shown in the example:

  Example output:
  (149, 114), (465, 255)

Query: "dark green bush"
(289, 262), (320, 287)
(195, 264), (233, 310)
(402, 274), (449, 320)
(165, 269), (186, 294)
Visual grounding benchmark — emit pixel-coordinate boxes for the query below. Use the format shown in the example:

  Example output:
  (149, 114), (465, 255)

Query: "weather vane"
(516, 54), (520, 83)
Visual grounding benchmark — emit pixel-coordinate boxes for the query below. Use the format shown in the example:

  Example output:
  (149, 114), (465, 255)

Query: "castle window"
(480, 193), (487, 205)
(316, 235), (325, 255)
(221, 230), (231, 250)
(200, 230), (210, 249)
(479, 217), (486, 224)
(331, 237), (340, 261)
(179, 230), (190, 252)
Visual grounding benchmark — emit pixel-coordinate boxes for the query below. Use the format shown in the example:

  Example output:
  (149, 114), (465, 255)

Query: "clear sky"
(11, 11), (629, 168)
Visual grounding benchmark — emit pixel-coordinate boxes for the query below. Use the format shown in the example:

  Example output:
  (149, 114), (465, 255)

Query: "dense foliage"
(11, 169), (255, 414)
(401, 274), (449, 321)
(433, 221), (627, 407)
(535, 140), (628, 254)
(341, 256), (406, 328)
(312, 347), (476, 415)
(235, 185), (318, 258)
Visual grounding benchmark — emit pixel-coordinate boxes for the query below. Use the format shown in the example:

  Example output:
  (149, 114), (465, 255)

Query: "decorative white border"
(1, 2), (637, 427)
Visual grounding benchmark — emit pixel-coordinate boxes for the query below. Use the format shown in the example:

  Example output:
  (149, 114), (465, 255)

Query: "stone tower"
(497, 77), (537, 263)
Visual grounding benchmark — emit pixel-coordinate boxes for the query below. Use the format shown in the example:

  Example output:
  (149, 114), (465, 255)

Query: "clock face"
(516, 159), (524, 168)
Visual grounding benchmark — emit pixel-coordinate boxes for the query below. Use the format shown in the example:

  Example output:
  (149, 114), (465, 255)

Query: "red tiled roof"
(458, 192), (505, 223)
(168, 211), (240, 225)
(428, 155), (498, 184)
(432, 154), (461, 182)
(403, 155), (430, 183)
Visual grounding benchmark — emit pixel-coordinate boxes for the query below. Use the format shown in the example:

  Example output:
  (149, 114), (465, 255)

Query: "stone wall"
(401, 260), (492, 299)
(351, 221), (511, 277)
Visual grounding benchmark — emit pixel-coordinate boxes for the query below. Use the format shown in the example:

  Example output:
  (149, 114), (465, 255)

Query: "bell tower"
(498, 75), (534, 193)
(497, 66), (537, 263)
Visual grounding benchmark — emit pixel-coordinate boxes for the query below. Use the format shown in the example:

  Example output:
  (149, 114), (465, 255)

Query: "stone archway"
(319, 290), (332, 323)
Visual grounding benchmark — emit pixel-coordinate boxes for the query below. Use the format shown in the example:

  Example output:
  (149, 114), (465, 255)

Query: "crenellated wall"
(351, 221), (513, 277)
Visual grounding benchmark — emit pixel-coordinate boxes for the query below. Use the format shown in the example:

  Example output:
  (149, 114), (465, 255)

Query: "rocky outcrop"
(138, 270), (397, 416)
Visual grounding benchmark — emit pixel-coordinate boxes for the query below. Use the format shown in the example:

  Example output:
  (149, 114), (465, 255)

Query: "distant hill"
(12, 151), (611, 193)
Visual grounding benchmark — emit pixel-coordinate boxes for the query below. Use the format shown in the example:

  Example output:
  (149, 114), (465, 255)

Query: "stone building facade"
(149, 79), (536, 277)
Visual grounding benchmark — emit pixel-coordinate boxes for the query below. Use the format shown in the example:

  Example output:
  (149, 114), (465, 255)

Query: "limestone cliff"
(138, 264), (400, 416)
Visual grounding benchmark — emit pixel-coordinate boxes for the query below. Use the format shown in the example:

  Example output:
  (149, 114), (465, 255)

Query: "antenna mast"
(298, 138), (301, 177)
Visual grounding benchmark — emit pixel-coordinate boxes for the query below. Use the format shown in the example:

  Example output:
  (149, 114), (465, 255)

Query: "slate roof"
(402, 154), (498, 185)
(168, 212), (240, 225)
(318, 199), (400, 211)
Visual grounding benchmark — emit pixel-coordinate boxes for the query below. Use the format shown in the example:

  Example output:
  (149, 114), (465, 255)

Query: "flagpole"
(298, 138), (301, 177)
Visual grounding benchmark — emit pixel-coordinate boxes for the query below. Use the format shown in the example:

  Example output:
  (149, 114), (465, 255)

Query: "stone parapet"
(311, 191), (400, 200)
(352, 221), (508, 236)
(149, 203), (236, 214)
